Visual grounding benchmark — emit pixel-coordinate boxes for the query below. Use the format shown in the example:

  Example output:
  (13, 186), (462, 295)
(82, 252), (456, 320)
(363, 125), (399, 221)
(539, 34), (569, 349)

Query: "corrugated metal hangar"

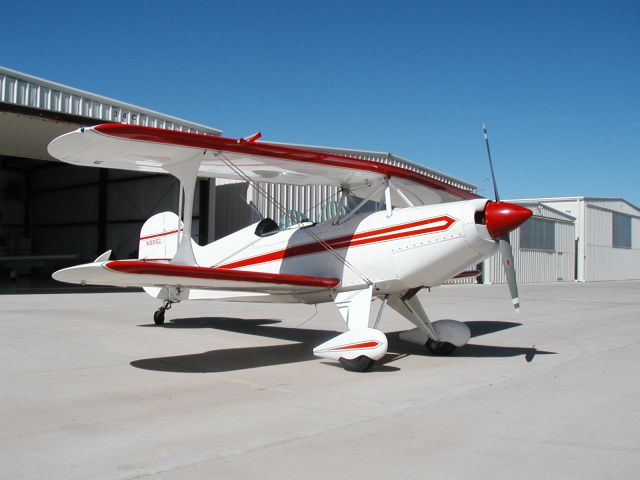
(0, 66), (476, 289)
(482, 197), (640, 284)
(483, 201), (576, 284)
(1, 66), (639, 289)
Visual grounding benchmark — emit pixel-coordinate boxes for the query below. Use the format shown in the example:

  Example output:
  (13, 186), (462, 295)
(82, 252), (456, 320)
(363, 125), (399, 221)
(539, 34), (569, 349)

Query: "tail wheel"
(426, 339), (457, 356)
(339, 355), (375, 372)
(153, 309), (165, 325)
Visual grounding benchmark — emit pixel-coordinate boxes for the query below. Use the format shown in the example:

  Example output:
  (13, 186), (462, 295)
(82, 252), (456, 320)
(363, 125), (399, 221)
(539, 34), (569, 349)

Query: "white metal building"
(482, 202), (576, 284)
(509, 197), (640, 282)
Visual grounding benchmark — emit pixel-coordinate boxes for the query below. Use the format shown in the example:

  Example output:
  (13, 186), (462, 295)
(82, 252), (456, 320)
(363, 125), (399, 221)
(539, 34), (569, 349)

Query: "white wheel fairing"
(313, 328), (388, 361)
(432, 319), (471, 347)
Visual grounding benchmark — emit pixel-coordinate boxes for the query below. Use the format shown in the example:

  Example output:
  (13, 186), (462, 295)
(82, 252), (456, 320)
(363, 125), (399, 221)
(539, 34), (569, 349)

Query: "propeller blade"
(498, 235), (520, 312)
(483, 123), (500, 202)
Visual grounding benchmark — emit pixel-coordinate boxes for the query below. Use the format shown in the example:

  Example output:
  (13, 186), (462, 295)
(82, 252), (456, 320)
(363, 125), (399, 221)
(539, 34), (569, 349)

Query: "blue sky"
(3, 0), (639, 204)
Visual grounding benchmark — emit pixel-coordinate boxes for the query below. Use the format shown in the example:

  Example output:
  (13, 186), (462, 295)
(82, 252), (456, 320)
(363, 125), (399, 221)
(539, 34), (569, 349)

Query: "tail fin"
(139, 212), (183, 260)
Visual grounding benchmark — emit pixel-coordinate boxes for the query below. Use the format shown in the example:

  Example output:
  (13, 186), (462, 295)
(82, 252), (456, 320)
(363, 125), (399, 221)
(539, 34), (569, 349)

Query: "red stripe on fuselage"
(219, 215), (456, 270)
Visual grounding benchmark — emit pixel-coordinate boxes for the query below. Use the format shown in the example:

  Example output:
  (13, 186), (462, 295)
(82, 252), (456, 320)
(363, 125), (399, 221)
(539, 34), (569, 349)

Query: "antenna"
(483, 123), (500, 201)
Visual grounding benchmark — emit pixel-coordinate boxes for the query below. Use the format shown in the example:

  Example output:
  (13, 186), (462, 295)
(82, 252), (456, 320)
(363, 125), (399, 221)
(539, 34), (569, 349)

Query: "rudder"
(139, 211), (183, 260)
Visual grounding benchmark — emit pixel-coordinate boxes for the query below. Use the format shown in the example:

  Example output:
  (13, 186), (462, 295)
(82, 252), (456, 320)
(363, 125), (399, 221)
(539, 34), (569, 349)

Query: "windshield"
(279, 209), (312, 229)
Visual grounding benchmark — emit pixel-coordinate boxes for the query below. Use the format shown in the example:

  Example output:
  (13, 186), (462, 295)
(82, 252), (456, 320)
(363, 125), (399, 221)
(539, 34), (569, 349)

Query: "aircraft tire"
(339, 355), (375, 372)
(153, 310), (165, 325)
(426, 339), (457, 356)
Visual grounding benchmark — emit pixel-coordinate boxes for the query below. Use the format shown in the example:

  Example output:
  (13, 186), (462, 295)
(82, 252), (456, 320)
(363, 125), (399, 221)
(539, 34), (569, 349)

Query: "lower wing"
(53, 260), (340, 295)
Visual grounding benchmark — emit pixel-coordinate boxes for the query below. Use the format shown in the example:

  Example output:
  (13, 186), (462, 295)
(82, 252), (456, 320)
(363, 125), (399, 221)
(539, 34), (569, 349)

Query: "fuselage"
(188, 198), (498, 303)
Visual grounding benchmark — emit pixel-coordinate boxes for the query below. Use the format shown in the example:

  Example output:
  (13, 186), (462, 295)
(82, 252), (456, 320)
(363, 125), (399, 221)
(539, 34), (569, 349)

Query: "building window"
(612, 213), (632, 248)
(520, 218), (555, 251)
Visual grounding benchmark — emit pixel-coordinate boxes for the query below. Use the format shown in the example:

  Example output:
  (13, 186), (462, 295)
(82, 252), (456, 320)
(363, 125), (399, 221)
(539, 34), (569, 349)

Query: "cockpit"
(253, 196), (380, 237)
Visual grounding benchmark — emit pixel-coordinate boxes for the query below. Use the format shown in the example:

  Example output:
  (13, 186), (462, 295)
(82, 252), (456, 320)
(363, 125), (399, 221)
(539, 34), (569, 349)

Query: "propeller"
(482, 124), (532, 312)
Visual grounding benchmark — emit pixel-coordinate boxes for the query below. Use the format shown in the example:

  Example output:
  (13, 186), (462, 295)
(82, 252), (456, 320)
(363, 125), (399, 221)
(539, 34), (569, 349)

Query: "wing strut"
(389, 180), (414, 207)
(164, 151), (204, 265)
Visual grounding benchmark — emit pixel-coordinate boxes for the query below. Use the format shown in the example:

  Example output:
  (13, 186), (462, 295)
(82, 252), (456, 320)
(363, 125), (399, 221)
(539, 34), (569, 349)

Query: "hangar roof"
(511, 196), (640, 217)
(267, 141), (477, 193)
(512, 201), (576, 223)
(0, 66), (222, 163)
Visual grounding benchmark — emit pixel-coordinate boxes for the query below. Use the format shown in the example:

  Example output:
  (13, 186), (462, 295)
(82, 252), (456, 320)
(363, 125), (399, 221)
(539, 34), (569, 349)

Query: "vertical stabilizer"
(139, 212), (182, 260)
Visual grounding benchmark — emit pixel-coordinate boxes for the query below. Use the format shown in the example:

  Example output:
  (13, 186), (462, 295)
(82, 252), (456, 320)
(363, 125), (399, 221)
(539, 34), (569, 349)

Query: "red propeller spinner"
(484, 201), (533, 239)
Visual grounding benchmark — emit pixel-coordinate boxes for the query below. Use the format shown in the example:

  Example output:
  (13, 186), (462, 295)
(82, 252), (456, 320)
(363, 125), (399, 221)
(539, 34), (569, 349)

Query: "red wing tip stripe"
(104, 260), (340, 288)
(328, 341), (381, 351)
(139, 229), (182, 241)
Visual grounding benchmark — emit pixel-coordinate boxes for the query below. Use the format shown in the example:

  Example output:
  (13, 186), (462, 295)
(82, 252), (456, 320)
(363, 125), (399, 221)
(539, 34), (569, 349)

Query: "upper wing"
(52, 260), (340, 294)
(48, 124), (479, 205)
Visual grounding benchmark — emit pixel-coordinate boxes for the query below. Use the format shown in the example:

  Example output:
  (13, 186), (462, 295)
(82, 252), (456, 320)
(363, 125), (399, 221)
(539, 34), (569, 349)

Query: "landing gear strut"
(153, 301), (173, 325)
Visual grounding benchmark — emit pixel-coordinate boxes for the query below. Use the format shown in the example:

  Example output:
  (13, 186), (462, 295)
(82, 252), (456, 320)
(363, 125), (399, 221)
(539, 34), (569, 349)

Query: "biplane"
(48, 124), (531, 371)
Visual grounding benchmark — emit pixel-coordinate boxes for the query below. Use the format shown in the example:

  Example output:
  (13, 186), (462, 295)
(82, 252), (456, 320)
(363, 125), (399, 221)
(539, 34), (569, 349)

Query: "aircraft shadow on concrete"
(131, 317), (555, 373)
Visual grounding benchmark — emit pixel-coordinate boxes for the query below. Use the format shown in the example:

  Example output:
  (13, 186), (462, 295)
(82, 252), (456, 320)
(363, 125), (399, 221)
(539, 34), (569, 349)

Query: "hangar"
(2, 66), (638, 290)
(0, 66), (476, 290)
(0, 66), (222, 289)
(481, 197), (640, 284)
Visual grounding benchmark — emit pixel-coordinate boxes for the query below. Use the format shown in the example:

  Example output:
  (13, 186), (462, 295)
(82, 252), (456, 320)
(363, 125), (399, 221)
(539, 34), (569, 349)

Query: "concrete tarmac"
(1, 281), (639, 479)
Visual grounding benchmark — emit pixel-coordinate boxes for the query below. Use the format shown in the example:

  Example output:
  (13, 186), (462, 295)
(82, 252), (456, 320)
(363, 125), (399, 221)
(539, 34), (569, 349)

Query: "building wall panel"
(214, 182), (258, 240)
(583, 204), (640, 281)
(31, 164), (99, 191)
(585, 245), (640, 281)
(32, 225), (97, 258)
(484, 217), (575, 284)
(106, 176), (179, 221)
(586, 206), (612, 247)
(32, 185), (98, 225)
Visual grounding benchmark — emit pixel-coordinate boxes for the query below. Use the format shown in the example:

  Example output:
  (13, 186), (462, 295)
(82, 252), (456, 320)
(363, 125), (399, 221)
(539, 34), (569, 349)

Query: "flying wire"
(215, 150), (373, 286)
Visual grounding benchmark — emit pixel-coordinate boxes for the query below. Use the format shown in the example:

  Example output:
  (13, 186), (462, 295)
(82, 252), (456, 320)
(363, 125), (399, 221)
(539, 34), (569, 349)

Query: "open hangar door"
(0, 155), (223, 291)
(0, 110), (218, 291)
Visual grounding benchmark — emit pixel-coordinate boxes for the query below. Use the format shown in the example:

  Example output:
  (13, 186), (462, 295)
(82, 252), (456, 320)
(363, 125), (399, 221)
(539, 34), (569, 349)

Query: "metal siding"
(1, 67), (221, 135)
(584, 206), (640, 280)
(251, 182), (340, 226)
(586, 206), (612, 247)
(266, 142), (477, 194)
(214, 182), (258, 239)
(484, 214), (575, 284)
(445, 274), (478, 285)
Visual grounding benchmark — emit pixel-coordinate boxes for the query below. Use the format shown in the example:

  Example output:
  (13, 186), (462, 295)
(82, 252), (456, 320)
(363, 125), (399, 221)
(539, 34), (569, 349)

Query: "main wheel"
(153, 309), (165, 325)
(339, 355), (375, 372)
(426, 339), (457, 356)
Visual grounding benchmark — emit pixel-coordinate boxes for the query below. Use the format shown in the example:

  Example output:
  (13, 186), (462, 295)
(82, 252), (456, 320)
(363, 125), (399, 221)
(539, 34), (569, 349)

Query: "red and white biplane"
(49, 124), (531, 371)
